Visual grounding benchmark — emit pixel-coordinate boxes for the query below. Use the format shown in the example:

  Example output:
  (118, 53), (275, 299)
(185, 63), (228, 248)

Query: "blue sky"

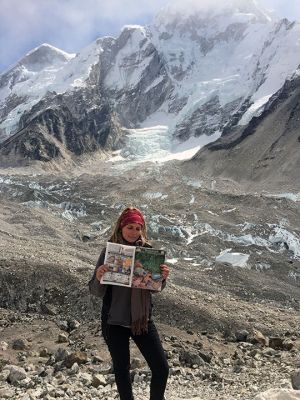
(0, 0), (299, 73)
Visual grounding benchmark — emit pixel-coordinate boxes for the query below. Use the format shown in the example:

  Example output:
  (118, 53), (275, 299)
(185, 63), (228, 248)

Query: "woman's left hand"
(160, 264), (170, 280)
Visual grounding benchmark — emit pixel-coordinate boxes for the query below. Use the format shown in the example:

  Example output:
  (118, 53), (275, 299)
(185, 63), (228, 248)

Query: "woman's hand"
(160, 264), (170, 280)
(96, 264), (109, 282)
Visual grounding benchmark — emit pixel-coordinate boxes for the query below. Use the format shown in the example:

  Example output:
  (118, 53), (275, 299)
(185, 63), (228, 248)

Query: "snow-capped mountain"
(186, 70), (300, 191)
(0, 44), (75, 137)
(1, 0), (300, 165)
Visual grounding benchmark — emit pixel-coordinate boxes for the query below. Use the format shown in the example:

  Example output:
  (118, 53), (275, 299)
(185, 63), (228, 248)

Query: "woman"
(89, 207), (170, 400)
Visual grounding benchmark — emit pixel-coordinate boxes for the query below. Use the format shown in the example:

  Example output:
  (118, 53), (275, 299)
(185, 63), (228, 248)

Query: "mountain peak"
(21, 43), (75, 68)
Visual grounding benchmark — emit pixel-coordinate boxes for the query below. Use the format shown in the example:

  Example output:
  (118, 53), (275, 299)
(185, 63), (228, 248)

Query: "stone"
(58, 320), (69, 331)
(131, 357), (143, 369)
(92, 355), (104, 364)
(39, 348), (49, 357)
(69, 362), (80, 375)
(251, 330), (269, 346)
(269, 337), (285, 350)
(54, 347), (70, 362)
(79, 372), (93, 386)
(64, 351), (88, 368)
(179, 350), (205, 367)
(7, 365), (27, 385)
(41, 303), (57, 316)
(254, 389), (300, 399)
(68, 319), (80, 331)
(235, 330), (249, 342)
(12, 338), (30, 350)
(57, 333), (69, 343)
(0, 369), (11, 382)
(92, 373), (107, 388)
(0, 341), (9, 350)
(0, 388), (15, 399)
(291, 371), (300, 390)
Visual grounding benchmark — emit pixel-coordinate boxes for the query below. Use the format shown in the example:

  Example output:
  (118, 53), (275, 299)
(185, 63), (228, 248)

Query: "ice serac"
(1, 0), (300, 166)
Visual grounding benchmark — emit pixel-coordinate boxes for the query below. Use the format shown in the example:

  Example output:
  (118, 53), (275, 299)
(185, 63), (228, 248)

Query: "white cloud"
(0, 0), (168, 71)
(260, 0), (300, 20)
(0, 0), (299, 73)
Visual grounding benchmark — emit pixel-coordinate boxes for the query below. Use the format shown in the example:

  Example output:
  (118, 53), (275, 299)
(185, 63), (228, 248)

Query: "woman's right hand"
(96, 264), (109, 282)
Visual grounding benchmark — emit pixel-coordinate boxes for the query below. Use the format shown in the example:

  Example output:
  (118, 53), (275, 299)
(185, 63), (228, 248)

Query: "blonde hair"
(109, 206), (148, 244)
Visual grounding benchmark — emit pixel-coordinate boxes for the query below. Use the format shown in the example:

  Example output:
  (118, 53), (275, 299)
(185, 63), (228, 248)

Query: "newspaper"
(132, 247), (165, 291)
(101, 242), (165, 291)
(101, 242), (135, 287)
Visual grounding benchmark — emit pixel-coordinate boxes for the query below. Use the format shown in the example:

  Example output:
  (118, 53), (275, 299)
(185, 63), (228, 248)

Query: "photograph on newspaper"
(132, 247), (166, 291)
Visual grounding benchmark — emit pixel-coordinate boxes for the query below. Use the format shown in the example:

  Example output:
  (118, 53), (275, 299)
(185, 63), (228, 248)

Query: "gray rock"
(54, 347), (70, 362)
(57, 333), (69, 343)
(0, 388), (15, 399)
(291, 371), (300, 390)
(179, 350), (206, 367)
(269, 337), (285, 350)
(41, 303), (57, 316)
(235, 330), (249, 342)
(92, 373), (107, 388)
(7, 365), (27, 385)
(64, 351), (88, 368)
(131, 357), (143, 370)
(57, 320), (69, 331)
(79, 371), (93, 386)
(0, 341), (9, 350)
(68, 319), (80, 331)
(39, 348), (49, 357)
(0, 369), (11, 382)
(12, 338), (30, 350)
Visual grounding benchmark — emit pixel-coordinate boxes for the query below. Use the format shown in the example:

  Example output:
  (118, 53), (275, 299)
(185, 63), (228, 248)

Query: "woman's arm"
(151, 264), (169, 293)
(160, 263), (170, 292)
(88, 248), (108, 298)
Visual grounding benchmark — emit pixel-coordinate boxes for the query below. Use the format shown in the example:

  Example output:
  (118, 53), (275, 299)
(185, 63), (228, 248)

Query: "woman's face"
(121, 223), (142, 243)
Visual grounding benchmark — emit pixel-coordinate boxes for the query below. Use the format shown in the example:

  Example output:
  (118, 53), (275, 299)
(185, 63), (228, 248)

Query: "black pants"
(102, 321), (169, 400)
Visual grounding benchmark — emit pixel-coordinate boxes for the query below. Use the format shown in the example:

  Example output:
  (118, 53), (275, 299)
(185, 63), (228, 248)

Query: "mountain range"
(0, 0), (299, 188)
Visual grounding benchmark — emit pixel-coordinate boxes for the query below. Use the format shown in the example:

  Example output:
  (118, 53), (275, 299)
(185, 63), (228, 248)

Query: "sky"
(1, 0), (300, 73)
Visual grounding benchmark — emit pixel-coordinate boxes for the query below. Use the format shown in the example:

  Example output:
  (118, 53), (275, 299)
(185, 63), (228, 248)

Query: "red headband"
(120, 210), (145, 229)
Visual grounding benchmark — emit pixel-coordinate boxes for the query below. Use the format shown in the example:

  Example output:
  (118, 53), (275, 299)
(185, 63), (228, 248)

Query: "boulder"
(254, 389), (300, 400)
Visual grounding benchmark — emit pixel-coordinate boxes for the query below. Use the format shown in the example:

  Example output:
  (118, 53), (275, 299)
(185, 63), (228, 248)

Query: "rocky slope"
(185, 73), (300, 191)
(0, 160), (299, 399)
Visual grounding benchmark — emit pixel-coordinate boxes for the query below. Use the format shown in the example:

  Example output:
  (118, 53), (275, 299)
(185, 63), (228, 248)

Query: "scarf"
(116, 235), (151, 335)
(131, 288), (151, 335)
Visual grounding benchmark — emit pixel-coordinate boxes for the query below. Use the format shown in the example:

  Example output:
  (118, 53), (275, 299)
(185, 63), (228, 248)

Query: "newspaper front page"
(101, 242), (135, 287)
(101, 243), (166, 291)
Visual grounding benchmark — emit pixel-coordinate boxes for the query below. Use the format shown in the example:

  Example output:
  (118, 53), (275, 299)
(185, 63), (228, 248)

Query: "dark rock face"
(174, 97), (242, 141)
(187, 74), (300, 189)
(100, 29), (173, 127)
(0, 27), (173, 164)
(207, 75), (300, 151)
(0, 87), (124, 164)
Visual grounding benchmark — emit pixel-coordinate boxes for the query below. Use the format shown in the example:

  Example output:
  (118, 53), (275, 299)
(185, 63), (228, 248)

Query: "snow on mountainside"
(0, 42), (106, 140)
(185, 72), (300, 192)
(150, 2), (300, 138)
(0, 0), (300, 168)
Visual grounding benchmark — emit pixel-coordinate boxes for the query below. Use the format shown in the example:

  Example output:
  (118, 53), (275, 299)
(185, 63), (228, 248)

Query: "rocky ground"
(0, 159), (300, 399)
